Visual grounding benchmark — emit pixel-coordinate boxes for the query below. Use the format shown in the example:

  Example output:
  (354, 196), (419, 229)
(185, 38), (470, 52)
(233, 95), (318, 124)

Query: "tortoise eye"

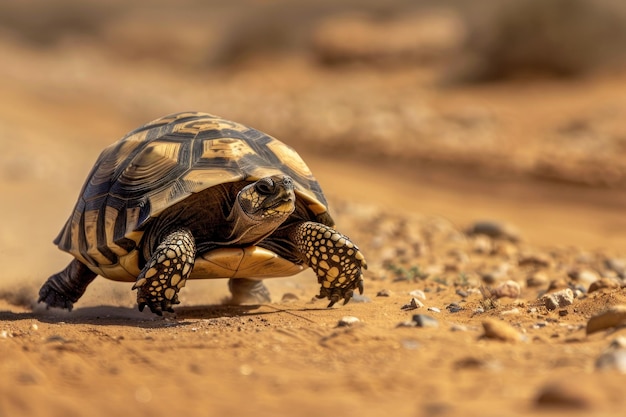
(255, 178), (274, 195)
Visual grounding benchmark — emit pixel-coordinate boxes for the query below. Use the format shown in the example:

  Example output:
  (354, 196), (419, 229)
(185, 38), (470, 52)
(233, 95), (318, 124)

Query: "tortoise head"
(237, 175), (296, 222)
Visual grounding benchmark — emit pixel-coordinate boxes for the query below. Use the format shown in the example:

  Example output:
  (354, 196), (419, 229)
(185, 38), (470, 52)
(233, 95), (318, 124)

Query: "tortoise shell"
(55, 112), (332, 281)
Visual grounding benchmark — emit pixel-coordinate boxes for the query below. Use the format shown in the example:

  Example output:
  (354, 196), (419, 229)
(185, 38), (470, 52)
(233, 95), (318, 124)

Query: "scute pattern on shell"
(54, 112), (330, 275)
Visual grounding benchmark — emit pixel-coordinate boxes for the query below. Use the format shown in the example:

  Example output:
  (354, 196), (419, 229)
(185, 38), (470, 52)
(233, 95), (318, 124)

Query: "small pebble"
(0, 330), (9, 338)
(446, 303), (463, 313)
(547, 278), (569, 291)
(595, 349), (626, 373)
(376, 289), (392, 297)
(588, 277), (621, 294)
(567, 269), (599, 286)
(466, 220), (520, 242)
(526, 271), (549, 287)
(409, 289), (426, 300)
(542, 288), (574, 311)
(481, 319), (523, 343)
(500, 308), (520, 316)
(605, 258), (626, 276)
(586, 305), (626, 335)
(455, 289), (469, 298)
(400, 339), (420, 350)
(518, 253), (551, 268)
(401, 298), (424, 311)
(281, 293), (300, 302)
(337, 316), (361, 327)
(608, 336), (626, 349)
(453, 356), (500, 371)
(412, 314), (439, 328)
(491, 280), (521, 299)
(30, 324), (39, 331)
(450, 323), (468, 332)
(558, 309), (568, 317)
(427, 307), (441, 313)
(534, 381), (594, 409)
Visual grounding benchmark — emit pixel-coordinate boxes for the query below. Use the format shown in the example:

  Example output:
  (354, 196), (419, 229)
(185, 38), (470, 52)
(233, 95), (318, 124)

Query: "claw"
(342, 289), (354, 305)
(138, 302), (146, 312)
(327, 299), (337, 308)
(358, 280), (364, 295)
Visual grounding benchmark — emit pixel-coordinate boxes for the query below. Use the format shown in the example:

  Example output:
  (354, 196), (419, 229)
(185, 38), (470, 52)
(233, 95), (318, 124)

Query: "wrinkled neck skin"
(224, 193), (290, 246)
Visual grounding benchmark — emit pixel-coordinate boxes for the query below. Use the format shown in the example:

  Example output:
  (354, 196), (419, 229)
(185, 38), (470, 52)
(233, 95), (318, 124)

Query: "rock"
(401, 298), (424, 310)
(535, 381), (594, 409)
(376, 289), (392, 297)
(547, 278), (569, 291)
(281, 293), (299, 303)
(428, 307), (441, 313)
(542, 289), (574, 311)
(608, 336), (626, 349)
(526, 271), (549, 287)
(412, 314), (439, 328)
(481, 319), (523, 342)
(567, 269), (599, 286)
(491, 280), (521, 299)
(471, 235), (492, 254)
(455, 289), (469, 298)
(588, 277), (621, 294)
(595, 349), (626, 373)
(446, 303), (463, 313)
(518, 253), (551, 268)
(586, 305), (626, 335)
(453, 356), (500, 371)
(400, 339), (420, 350)
(450, 323), (468, 332)
(605, 258), (626, 277)
(466, 220), (520, 242)
(500, 307), (520, 316)
(337, 316), (361, 327)
(409, 289), (426, 300)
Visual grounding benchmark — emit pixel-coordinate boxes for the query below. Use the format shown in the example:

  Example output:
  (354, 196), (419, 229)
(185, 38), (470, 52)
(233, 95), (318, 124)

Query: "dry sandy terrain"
(2, 4), (626, 416)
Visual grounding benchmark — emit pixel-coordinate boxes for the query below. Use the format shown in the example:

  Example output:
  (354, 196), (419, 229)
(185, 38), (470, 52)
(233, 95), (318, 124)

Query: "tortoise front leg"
(133, 227), (196, 315)
(289, 222), (366, 307)
(38, 259), (97, 311)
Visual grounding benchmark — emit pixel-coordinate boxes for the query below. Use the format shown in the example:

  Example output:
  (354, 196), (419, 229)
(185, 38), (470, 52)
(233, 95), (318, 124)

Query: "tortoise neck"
(224, 197), (286, 246)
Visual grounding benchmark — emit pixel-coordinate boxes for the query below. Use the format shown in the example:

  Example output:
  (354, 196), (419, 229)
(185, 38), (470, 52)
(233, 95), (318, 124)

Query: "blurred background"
(2, 0), (626, 300)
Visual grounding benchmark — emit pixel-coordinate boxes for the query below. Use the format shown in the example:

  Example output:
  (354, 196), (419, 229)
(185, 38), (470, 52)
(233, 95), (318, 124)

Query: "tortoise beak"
(260, 176), (295, 210)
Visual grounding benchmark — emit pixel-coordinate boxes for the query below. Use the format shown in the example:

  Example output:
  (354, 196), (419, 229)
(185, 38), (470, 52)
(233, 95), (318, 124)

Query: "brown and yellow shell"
(54, 112), (331, 281)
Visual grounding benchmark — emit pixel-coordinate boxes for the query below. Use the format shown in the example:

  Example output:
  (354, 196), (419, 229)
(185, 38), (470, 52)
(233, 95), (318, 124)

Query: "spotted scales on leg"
(290, 222), (366, 307)
(133, 228), (196, 315)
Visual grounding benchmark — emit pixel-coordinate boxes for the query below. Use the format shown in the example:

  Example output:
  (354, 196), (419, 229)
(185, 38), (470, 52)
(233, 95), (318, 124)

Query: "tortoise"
(39, 112), (366, 315)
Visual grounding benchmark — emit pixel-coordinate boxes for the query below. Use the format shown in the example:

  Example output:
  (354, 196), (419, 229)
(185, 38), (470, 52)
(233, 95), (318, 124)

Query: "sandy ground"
(2, 24), (626, 417)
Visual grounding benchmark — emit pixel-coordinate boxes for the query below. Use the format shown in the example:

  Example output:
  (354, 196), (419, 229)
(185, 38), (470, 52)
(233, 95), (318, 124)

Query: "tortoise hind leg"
(228, 278), (271, 304)
(133, 227), (196, 316)
(38, 259), (97, 311)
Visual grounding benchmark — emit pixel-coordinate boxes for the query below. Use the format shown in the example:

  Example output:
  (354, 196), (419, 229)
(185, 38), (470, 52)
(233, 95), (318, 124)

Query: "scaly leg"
(228, 278), (271, 304)
(289, 222), (366, 307)
(38, 259), (97, 311)
(133, 228), (196, 315)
